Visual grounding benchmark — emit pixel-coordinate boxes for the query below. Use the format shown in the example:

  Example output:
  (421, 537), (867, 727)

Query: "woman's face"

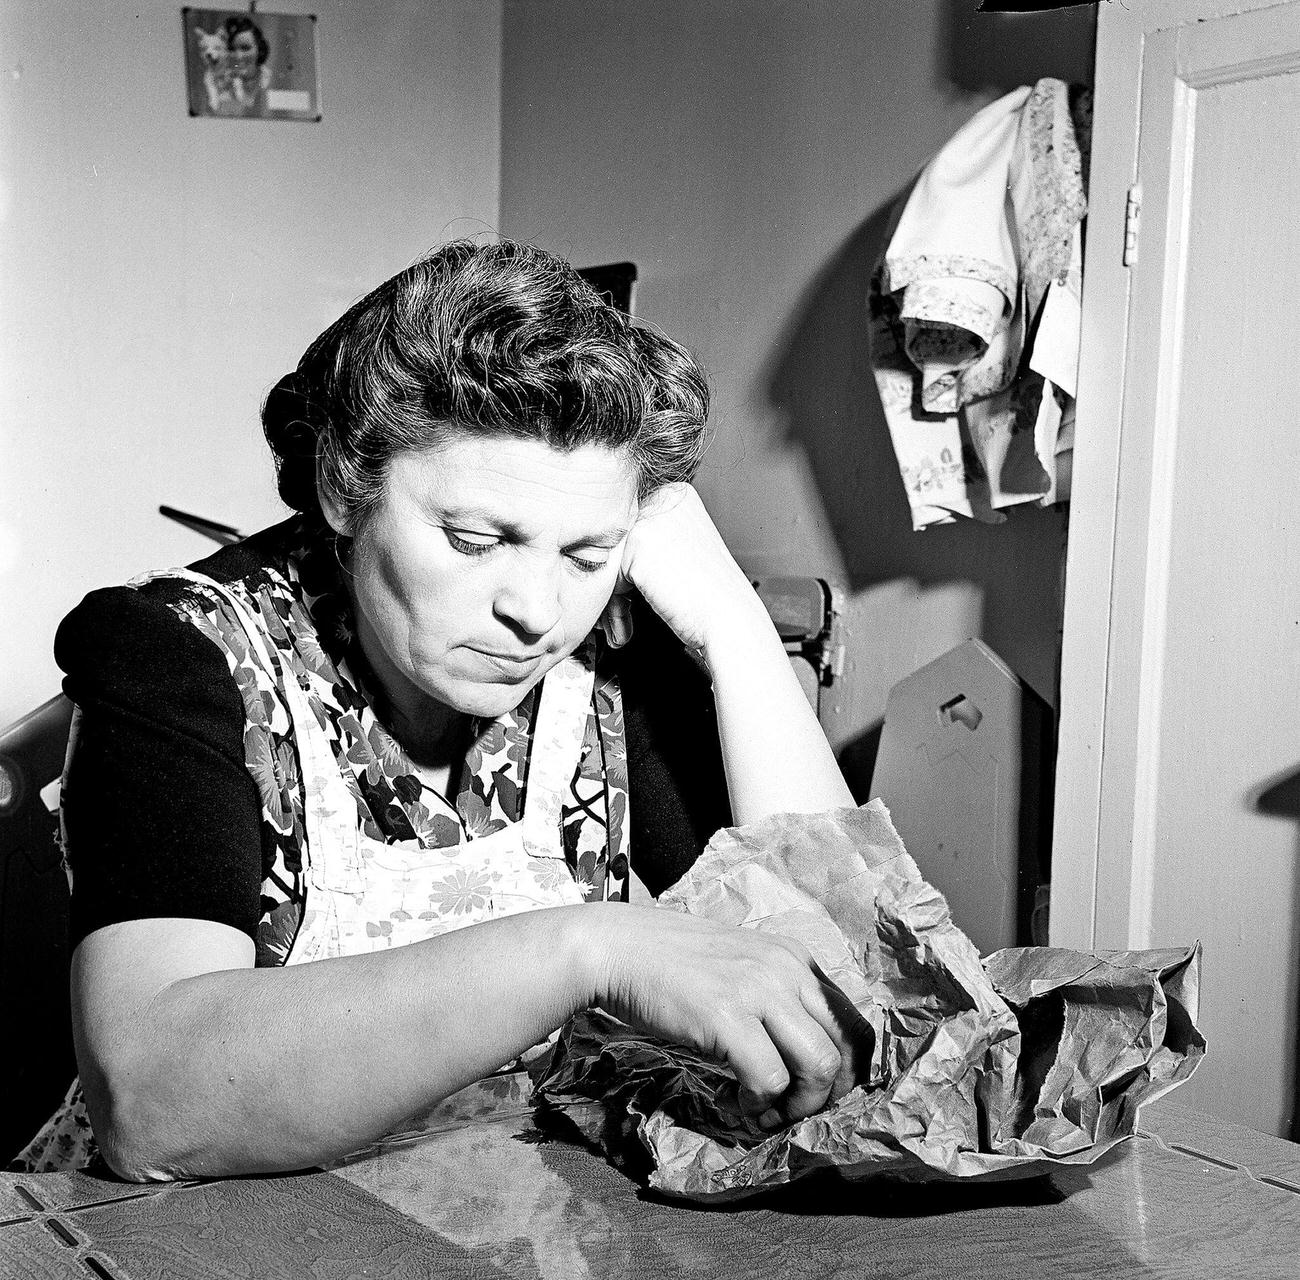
(328, 433), (639, 723)
(230, 30), (260, 74)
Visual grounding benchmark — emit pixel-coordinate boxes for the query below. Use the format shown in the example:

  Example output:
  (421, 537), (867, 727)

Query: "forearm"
(619, 483), (853, 825)
(77, 905), (605, 1180)
(703, 595), (854, 824)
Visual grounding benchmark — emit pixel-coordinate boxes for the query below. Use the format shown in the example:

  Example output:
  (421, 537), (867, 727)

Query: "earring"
(332, 532), (353, 576)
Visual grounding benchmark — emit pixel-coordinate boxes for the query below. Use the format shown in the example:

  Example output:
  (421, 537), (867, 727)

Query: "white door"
(1053, 0), (1300, 1136)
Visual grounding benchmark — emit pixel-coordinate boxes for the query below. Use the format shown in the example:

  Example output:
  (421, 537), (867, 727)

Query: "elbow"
(80, 1061), (206, 1183)
(98, 1134), (182, 1185)
(89, 1089), (188, 1183)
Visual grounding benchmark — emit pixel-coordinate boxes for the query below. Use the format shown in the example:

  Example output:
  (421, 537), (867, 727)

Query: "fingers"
(596, 591), (634, 649)
(635, 481), (694, 521)
(755, 1008), (844, 1127)
(724, 965), (869, 1130)
(594, 909), (872, 1132)
(806, 961), (877, 1099)
(727, 1015), (794, 1122)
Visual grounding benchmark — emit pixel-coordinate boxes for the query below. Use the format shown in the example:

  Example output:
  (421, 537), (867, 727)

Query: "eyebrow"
(566, 526), (632, 550)
(439, 507), (631, 550)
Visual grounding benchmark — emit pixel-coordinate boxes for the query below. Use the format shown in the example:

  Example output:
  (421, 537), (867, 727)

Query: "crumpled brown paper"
(530, 802), (1203, 1200)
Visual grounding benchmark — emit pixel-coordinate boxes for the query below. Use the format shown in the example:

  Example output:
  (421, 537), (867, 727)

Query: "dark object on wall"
(577, 262), (637, 316)
(1255, 766), (1300, 821)
(941, 0), (1096, 97)
(0, 695), (76, 1163)
(978, 2), (1093, 10)
(183, 8), (321, 122)
(751, 576), (842, 727)
(159, 505), (244, 545)
(870, 638), (1054, 955)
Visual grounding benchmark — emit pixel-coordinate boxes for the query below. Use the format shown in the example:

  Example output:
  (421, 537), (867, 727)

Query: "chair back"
(869, 640), (1054, 955)
(0, 694), (76, 1162)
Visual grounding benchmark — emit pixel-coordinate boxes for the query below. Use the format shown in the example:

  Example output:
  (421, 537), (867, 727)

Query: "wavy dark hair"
(262, 240), (710, 528)
(223, 15), (269, 65)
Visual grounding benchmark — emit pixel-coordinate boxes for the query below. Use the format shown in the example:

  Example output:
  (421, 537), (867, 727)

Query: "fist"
(617, 484), (770, 659)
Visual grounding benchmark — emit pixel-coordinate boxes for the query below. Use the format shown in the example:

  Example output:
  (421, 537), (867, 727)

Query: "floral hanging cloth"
(869, 79), (1092, 530)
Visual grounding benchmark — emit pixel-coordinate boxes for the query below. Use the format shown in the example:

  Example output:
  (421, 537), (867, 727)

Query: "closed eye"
(445, 529), (499, 557)
(567, 552), (608, 574)
(447, 526), (611, 574)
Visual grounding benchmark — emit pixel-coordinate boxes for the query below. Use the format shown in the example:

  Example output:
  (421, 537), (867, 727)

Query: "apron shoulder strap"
(130, 566), (360, 881)
(517, 653), (597, 861)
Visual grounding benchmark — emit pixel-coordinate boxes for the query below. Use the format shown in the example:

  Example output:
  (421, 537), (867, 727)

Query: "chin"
(435, 673), (547, 720)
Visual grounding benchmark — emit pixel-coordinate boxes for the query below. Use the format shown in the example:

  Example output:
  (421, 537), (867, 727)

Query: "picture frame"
(183, 8), (321, 122)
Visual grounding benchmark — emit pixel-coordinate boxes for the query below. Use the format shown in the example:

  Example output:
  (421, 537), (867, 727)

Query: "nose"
(493, 556), (563, 640)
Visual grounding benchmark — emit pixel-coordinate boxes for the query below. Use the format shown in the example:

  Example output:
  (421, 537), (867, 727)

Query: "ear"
(315, 458), (351, 537)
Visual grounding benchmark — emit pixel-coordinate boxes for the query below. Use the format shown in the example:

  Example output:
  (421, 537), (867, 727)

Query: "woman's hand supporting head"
(617, 478), (856, 825)
(618, 482), (774, 661)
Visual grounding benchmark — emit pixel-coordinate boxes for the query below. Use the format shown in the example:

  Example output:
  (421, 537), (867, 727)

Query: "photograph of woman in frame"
(184, 8), (320, 122)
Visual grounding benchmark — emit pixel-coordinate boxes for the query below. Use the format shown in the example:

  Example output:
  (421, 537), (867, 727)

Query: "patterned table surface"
(3, 1100), (1298, 1280)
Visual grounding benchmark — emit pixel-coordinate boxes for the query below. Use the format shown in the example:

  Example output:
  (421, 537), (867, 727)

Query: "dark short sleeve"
(55, 585), (269, 948)
(616, 599), (732, 896)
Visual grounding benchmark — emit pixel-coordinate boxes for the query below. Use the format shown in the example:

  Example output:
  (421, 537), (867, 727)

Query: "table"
(3, 1100), (1298, 1279)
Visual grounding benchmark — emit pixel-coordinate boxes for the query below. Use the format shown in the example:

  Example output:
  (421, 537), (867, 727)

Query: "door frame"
(1050, 0), (1300, 949)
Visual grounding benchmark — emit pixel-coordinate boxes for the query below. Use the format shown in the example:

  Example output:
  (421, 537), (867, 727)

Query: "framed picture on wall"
(183, 8), (321, 121)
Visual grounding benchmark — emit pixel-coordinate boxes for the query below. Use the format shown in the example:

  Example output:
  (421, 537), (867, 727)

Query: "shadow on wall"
(1253, 764), (1300, 1141)
(940, 0), (1098, 95)
(763, 199), (1069, 659)
(762, 1), (1095, 791)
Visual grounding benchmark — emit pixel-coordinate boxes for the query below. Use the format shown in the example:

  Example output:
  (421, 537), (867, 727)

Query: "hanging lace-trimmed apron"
(17, 567), (609, 1169)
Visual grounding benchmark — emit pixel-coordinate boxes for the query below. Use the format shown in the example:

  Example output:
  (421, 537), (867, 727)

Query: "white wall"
(2, 0), (1096, 775)
(0, 0), (503, 724)
(499, 0), (1095, 791)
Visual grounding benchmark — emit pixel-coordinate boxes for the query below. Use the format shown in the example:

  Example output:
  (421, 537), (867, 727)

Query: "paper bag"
(531, 802), (1203, 1200)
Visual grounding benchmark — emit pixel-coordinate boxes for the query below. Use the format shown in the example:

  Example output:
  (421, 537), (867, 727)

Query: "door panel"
(1055, 0), (1300, 1135)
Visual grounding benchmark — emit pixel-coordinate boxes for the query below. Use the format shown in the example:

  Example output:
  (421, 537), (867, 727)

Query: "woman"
(221, 14), (271, 116)
(21, 240), (861, 1180)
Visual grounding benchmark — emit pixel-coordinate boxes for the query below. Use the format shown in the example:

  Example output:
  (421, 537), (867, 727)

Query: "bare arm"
(75, 899), (870, 1181)
(73, 909), (589, 1180)
(619, 484), (854, 823)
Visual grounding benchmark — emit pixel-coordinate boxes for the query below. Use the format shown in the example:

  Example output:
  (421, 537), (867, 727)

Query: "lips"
(469, 647), (547, 680)
(475, 648), (546, 664)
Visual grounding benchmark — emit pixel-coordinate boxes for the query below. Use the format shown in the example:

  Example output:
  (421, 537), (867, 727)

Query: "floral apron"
(211, 565), (597, 964)
(18, 566), (610, 1169)
(180, 568), (598, 1139)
